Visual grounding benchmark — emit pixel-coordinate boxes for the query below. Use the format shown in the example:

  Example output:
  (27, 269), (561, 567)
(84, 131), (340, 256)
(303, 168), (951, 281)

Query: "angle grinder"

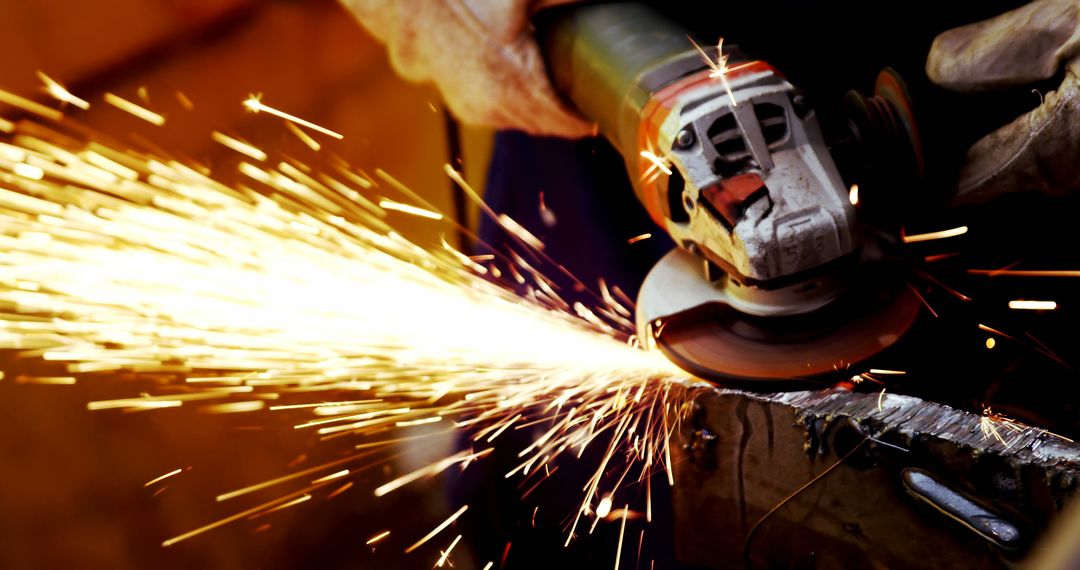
(537, 2), (926, 385)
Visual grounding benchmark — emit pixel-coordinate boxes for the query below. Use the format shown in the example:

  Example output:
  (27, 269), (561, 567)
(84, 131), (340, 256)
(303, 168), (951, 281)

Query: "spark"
(378, 199), (444, 220)
(538, 191), (557, 227)
(596, 495), (613, 518)
(978, 323), (1013, 340)
(396, 416), (442, 427)
(979, 407), (1024, 448)
(145, 468), (184, 487)
(614, 505), (629, 570)
(690, 37), (739, 106)
(877, 388), (886, 412)
(901, 225), (968, 243)
(104, 93), (165, 125)
(0, 87), (63, 120)
(212, 131), (268, 161)
(286, 121), (322, 151)
(627, 233), (652, 244)
(87, 399), (181, 411)
(848, 184), (859, 206)
(326, 481), (354, 499)
(366, 530), (391, 545)
(163, 487), (320, 546)
(405, 505), (468, 554)
(311, 469), (350, 484)
(15, 375), (75, 385)
(259, 493), (312, 516)
(37, 71), (90, 110)
(376, 449), (491, 497)
(176, 91), (195, 111)
(497, 214), (545, 250)
(1008, 300), (1057, 311)
(636, 145), (674, 189)
(0, 97), (691, 555)
(978, 407), (1072, 446)
(868, 369), (905, 375)
(985, 338), (996, 349)
(968, 269), (1080, 277)
(639, 150), (672, 177)
(243, 94), (343, 140)
(200, 400), (265, 413)
(435, 534), (462, 567)
(13, 163), (44, 180)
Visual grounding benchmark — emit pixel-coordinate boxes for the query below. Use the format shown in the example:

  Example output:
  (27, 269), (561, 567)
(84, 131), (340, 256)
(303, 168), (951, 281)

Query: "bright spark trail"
(0, 93), (697, 562)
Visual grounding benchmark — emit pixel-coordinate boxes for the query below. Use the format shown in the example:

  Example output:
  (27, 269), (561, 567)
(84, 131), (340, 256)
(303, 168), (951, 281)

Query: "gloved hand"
(926, 0), (1080, 204)
(341, 0), (594, 138)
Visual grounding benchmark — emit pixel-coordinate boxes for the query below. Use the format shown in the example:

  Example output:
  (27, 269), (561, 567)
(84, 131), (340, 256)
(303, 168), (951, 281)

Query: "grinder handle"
(535, 2), (700, 159)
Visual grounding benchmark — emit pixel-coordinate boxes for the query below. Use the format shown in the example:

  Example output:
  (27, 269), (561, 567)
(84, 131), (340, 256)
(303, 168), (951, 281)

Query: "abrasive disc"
(640, 253), (921, 386)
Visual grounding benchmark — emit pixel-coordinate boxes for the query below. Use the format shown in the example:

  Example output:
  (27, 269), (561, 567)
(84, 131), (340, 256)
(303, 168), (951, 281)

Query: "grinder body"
(537, 3), (921, 382)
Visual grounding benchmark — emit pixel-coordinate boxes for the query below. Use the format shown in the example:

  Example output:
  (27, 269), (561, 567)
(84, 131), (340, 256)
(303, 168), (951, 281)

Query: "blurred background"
(0, 0), (500, 567)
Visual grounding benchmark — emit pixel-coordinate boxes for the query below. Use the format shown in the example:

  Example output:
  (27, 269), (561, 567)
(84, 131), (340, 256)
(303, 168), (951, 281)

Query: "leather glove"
(341, 0), (594, 138)
(926, 0), (1080, 204)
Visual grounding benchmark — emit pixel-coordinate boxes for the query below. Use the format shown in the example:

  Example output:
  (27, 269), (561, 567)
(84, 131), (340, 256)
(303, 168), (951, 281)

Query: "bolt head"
(673, 128), (696, 150)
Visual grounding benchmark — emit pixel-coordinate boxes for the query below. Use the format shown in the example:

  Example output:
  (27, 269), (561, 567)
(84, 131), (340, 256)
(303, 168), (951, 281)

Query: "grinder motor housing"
(537, 3), (858, 323)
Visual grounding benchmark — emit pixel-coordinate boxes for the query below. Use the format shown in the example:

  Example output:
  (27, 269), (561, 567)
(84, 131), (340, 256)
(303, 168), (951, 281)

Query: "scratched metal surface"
(753, 388), (1080, 467)
(671, 385), (1080, 569)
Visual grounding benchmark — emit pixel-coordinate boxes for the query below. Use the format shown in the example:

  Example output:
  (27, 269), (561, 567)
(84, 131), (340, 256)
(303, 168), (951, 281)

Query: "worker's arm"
(339, 0), (592, 138)
(927, 0), (1080, 204)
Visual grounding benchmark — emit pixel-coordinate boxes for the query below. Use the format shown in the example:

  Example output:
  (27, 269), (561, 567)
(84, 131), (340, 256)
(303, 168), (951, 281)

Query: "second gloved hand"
(342, 0), (593, 138)
(927, 0), (1080, 204)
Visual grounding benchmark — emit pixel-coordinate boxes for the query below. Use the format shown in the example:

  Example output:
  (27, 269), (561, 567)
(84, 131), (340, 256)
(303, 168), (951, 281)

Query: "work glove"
(341, 0), (594, 138)
(926, 0), (1080, 204)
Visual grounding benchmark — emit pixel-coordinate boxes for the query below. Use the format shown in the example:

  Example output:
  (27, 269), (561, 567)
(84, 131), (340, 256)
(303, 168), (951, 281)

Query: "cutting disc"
(639, 250), (922, 386)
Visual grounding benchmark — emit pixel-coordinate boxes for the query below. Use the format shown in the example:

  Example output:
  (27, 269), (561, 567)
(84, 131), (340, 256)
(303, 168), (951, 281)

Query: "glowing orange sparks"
(1008, 300), (1057, 311)
(0, 111), (693, 557)
(690, 37), (739, 106)
(310, 469), (350, 484)
(104, 93), (165, 125)
(404, 505), (468, 554)
(969, 269), (1080, 277)
(614, 504), (629, 570)
(212, 131), (267, 161)
(639, 150), (672, 177)
(13, 163), (44, 180)
(378, 199), (443, 220)
(243, 94), (343, 140)
(435, 534), (462, 567)
(901, 226), (968, 243)
(596, 495), (613, 518)
(286, 121), (322, 151)
(366, 530), (391, 545)
(0, 87), (63, 121)
(498, 214), (545, 250)
(37, 71), (90, 110)
(144, 467), (184, 487)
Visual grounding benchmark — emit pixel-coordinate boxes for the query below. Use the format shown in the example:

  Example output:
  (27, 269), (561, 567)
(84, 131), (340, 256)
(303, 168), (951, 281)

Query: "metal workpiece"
(671, 386), (1080, 568)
